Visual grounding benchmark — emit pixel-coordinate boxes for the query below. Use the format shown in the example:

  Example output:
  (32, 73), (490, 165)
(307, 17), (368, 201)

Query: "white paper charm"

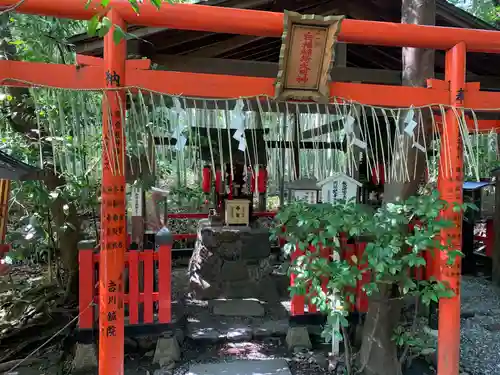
(404, 119), (418, 136)
(412, 141), (426, 153)
(231, 99), (246, 152)
(170, 97), (187, 151)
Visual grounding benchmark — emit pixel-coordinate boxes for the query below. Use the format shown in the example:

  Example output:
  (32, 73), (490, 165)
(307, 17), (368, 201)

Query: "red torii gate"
(1, 1), (500, 375)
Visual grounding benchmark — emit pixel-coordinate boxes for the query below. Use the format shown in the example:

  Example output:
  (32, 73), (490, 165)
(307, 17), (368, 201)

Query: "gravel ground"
(10, 271), (500, 375)
(460, 276), (500, 375)
(170, 339), (338, 375)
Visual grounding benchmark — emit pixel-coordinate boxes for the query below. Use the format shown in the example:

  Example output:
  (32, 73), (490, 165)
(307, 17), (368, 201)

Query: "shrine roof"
(284, 178), (319, 190)
(317, 173), (363, 188)
(463, 181), (492, 190)
(0, 151), (42, 181)
(68, 0), (500, 83)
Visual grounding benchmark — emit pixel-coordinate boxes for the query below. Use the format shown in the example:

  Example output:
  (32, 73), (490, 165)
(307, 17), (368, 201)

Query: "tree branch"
(0, 0), (26, 15)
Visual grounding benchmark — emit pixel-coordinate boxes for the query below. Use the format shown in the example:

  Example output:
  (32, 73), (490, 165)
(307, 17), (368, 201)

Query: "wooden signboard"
(225, 199), (250, 225)
(275, 11), (344, 103)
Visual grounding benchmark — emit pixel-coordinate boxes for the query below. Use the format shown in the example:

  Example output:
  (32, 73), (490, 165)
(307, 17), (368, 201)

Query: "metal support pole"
(99, 9), (127, 375)
(437, 41), (465, 375)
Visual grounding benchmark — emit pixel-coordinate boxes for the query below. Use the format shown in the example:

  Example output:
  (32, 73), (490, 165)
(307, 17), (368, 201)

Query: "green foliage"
(7, 14), (84, 63)
(86, 0), (177, 41)
(448, 0), (500, 26)
(271, 192), (470, 360)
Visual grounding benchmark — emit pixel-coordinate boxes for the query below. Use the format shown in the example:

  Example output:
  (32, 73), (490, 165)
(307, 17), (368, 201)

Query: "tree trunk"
(0, 14), (81, 301)
(359, 1), (435, 374)
(358, 285), (403, 375)
(44, 172), (81, 300)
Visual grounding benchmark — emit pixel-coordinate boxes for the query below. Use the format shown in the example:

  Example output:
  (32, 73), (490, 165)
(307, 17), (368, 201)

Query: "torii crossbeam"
(1, 1), (500, 375)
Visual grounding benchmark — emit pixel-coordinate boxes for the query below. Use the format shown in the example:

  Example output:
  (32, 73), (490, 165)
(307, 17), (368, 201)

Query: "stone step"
(187, 359), (292, 375)
(186, 317), (289, 342)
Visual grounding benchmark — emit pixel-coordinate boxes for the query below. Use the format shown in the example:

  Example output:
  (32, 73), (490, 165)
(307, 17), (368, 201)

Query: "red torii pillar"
(437, 42), (466, 375)
(99, 9), (127, 375)
(78, 18), (151, 375)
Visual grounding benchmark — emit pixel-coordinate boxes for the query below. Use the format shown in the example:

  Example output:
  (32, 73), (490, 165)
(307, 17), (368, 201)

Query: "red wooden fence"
(78, 231), (173, 329)
(288, 224), (435, 315)
(289, 241), (372, 315)
(78, 211), (276, 330)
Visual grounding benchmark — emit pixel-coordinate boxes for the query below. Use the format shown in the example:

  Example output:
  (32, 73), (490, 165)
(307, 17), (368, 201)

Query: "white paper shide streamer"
(343, 113), (366, 150)
(170, 97), (187, 152)
(231, 99), (246, 152)
(404, 107), (426, 153)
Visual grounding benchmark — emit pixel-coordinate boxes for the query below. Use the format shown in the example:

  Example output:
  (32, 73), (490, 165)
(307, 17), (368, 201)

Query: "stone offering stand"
(188, 218), (278, 301)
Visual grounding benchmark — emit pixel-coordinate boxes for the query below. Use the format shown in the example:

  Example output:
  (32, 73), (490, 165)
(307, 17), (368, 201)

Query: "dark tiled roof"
(0, 151), (42, 181)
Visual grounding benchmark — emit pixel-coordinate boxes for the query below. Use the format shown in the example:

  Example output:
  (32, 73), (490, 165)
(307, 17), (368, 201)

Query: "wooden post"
(99, 9), (127, 375)
(0, 179), (10, 243)
(437, 42), (465, 375)
(157, 229), (173, 323)
(492, 168), (500, 285)
(292, 115), (300, 180)
(334, 42), (347, 68)
(78, 240), (96, 330)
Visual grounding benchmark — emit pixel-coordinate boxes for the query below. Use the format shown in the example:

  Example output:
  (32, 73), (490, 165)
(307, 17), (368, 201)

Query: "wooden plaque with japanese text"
(275, 11), (344, 103)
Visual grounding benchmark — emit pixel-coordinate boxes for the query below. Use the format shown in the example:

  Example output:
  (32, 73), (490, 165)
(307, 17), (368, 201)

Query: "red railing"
(78, 236), (172, 329)
(288, 221), (435, 315)
(289, 241), (371, 315)
(79, 212), (277, 329)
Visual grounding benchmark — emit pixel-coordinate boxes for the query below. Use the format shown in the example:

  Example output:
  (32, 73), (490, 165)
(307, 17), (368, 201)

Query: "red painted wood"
(142, 250), (154, 323)
(128, 251), (139, 324)
(173, 233), (197, 240)
(158, 243), (172, 323)
(78, 249), (95, 329)
(341, 235), (356, 311)
(320, 245), (330, 300)
(290, 244), (305, 316)
(93, 292), (160, 305)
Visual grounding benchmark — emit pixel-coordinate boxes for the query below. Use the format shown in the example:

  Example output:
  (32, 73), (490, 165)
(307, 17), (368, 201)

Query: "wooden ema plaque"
(225, 199), (250, 225)
(275, 11), (344, 103)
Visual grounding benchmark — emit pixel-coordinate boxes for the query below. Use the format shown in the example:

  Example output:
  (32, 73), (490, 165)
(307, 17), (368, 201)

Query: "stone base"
(188, 359), (292, 375)
(285, 326), (312, 351)
(72, 343), (97, 372)
(212, 299), (265, 317)
(185, 298), (289, 343)
(188, 219), (274, 300)
(153, 336), (181, 367)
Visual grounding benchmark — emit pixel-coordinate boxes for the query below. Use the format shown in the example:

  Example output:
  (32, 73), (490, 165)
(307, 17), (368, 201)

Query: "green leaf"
(129, 0), (140, 13)
(98, 16), (112, 38)
(150, 0), (162, 9)
(113, 25), (127, 44)
(101, 0), (111, 6)
(87, 15), (100, 36)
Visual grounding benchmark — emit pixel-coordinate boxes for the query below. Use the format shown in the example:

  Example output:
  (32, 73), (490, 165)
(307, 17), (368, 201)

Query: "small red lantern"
(371, 164), (385, 185)
(215, 169), (222, 193)
(257, 167), (267, 194)
(202, 166), (211, 193)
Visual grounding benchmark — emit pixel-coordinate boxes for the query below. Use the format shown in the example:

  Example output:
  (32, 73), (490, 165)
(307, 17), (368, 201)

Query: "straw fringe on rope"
(0, 82), (492, 194)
